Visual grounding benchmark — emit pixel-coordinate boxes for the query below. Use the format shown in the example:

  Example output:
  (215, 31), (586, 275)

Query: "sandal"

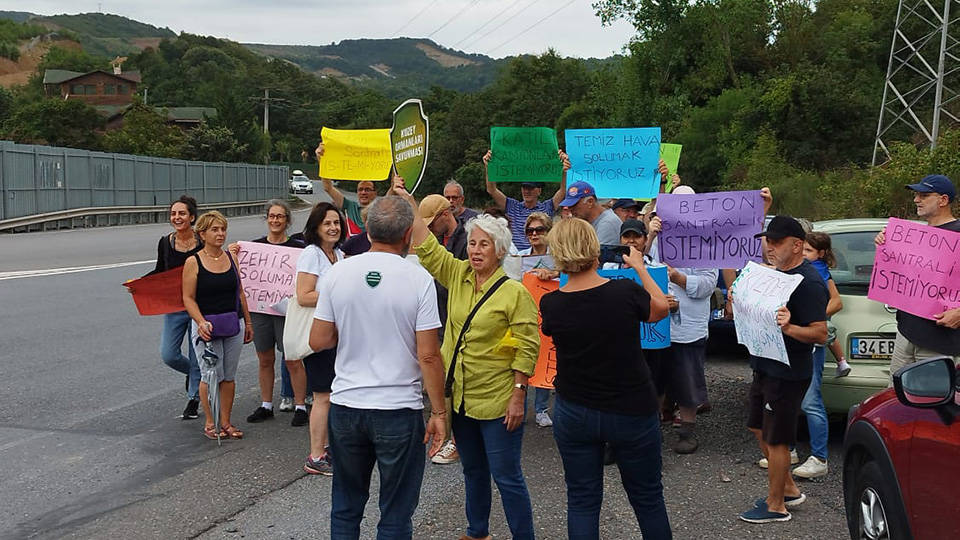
(203, 425), (225, 440)
(222, 424), (244, 439)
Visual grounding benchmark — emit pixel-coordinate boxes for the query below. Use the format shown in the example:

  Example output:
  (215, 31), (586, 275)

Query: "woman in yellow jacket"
(393, 178), (540, 540)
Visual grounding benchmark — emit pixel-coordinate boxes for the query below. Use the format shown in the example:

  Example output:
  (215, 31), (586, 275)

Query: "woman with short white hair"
(392, 179), (540, 540)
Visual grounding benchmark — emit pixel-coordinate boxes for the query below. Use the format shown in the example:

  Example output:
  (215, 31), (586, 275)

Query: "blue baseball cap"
(560, 181), (596, 207)
(905, 174), (956, 202)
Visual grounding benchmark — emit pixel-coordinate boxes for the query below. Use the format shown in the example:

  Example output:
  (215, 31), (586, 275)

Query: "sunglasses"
(525, 226), (548, 235)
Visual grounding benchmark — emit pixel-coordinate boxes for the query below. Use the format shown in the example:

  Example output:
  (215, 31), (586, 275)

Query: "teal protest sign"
(564, 127), (662, 199)
(488, 127), (562, 183)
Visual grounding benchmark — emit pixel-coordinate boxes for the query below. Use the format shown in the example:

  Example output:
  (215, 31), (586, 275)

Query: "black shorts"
(642, 348), (669, 397)
(746, 370), (810, 446)
(303, 348), (336, 393)
(665, 339), (708, 408)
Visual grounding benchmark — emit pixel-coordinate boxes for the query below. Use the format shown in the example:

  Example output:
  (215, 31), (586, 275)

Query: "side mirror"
(893, 357), (956, 408)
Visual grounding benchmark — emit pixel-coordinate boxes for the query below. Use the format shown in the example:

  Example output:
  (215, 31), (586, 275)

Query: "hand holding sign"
(730, 261), (804, 364)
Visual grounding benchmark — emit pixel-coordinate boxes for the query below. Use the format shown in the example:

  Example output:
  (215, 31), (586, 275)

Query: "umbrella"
(198, 337), (221, 446)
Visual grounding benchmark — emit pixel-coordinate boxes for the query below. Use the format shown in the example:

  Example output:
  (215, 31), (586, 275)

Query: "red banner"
(124, 267), (185, 316)
(523, 273), (558, 389)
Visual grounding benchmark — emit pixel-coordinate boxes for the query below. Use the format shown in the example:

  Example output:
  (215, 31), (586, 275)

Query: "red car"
(842, 357), (960, 539)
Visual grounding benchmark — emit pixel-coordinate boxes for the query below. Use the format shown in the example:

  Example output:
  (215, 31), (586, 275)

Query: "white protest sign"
(730, 261), (804, 364)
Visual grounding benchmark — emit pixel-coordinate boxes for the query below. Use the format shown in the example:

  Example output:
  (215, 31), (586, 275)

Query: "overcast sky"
(5, 0), (638, 59)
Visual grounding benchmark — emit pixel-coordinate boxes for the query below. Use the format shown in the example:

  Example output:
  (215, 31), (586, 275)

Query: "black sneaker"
(182, 399), (199, 420)
(247, 406), (274, 423)
(291, 408), (309, 427)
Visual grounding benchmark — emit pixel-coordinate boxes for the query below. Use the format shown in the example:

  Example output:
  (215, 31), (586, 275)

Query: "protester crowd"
(129, 139), (960, 538)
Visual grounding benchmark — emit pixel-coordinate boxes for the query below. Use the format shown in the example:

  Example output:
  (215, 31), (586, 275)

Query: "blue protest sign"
(560, 265), (670, 349)
(564, 128), (662, 200)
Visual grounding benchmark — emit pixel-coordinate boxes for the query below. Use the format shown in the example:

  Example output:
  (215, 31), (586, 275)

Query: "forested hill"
(0, 12), (175, 57)
(245, 38), (509, 96)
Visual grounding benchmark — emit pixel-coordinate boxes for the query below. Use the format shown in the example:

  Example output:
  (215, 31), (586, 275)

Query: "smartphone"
(599, 244), (631, 265)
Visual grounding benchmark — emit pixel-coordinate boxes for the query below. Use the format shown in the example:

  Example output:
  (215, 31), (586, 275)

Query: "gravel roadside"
(200, 354), (849, 539)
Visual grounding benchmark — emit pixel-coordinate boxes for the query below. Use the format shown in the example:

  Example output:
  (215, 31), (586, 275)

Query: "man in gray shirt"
(559, 180), (622, 244)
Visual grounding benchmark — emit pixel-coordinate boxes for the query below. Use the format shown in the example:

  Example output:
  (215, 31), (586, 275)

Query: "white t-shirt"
(296, 244), (345, 291)
(314, 251), (441, 410)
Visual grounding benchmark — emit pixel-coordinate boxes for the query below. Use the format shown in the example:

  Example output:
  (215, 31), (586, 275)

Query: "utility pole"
(873, 0), (960, 165)
(250, 88), (288, 135)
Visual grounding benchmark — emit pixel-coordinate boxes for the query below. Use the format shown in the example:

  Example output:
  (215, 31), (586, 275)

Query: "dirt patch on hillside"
(415, 43), (478, 67)
(130, 37), (163, 50)
(0, 38), (81, 88)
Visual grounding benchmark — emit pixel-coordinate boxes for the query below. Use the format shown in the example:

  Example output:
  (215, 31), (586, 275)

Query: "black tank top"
(194, 253), (238, 315)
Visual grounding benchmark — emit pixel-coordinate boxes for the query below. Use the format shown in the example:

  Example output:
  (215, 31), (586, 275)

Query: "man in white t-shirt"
(309, 195), (446, 539)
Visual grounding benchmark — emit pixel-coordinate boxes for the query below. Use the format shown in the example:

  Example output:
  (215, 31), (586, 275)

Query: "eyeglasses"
(525, 226), (548, 235)
(267, 213), (286, 220)
(357, 187), (376, 193)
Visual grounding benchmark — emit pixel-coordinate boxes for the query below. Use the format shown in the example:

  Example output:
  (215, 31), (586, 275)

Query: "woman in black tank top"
(182, 211), (253, 441)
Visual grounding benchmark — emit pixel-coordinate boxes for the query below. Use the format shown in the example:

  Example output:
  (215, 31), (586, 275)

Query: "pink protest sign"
(868, 218), (960, 320)
(237, 241), (303, 316)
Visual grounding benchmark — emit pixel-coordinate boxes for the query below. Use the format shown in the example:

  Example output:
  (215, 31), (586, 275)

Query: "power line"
(485, 0), (576, 55)
(426, 0), (482, 38)
(391, 0), (441, 37)
(451, 0), (526, 49)
(460, 0), (545, 51)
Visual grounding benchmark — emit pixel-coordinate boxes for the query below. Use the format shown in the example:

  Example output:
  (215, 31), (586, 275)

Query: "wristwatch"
(514, 383), (528, 391)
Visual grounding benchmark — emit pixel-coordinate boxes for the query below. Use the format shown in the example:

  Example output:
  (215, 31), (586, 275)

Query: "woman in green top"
(392, 179), (540, 540)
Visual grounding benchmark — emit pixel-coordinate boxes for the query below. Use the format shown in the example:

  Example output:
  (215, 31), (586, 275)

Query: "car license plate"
(850, 336), (895, 359)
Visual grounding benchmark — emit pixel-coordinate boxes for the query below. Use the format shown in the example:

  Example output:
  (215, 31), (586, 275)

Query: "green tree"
(2, 98), (104, 148)
(102, 102), (185, 157)
(182, 121), (247, 162)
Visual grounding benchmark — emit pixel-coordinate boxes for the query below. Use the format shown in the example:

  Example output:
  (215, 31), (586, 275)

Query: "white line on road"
(0, 260), (155, 281)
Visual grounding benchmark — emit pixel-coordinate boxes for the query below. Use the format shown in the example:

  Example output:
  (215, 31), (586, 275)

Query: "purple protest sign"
(868, 217), (960, 320)
(656, 190), (764, 268)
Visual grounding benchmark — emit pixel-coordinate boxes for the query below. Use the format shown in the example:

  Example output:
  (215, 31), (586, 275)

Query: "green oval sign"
(390, 99), (429, 194)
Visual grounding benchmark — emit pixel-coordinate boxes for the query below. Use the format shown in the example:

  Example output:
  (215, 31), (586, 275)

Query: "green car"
(812, 218), (898, 415)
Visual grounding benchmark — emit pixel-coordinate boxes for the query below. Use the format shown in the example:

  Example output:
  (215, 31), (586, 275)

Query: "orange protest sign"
(124, 267), (185, 315)
(523, 273), (558, 389)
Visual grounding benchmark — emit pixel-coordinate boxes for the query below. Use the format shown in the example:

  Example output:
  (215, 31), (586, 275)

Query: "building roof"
(42, 69), (142, 85)
(93, 105), (218, 123)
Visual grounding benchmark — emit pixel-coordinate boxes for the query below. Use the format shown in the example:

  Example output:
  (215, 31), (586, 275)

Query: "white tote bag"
(283, 295), (315, 361)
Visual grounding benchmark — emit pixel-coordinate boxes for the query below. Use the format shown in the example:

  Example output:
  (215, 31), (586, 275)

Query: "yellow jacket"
(416, 234), (540, 420)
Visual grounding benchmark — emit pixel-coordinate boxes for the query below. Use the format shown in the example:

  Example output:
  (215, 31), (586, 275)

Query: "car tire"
(847, 461), (910, 540)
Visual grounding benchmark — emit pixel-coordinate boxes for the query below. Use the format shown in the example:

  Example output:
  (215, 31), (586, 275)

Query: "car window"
(830, 231), (878, 295)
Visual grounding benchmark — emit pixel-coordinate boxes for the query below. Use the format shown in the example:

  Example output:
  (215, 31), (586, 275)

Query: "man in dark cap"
(737, 216), (828, 524)
(611, 199), (642, 222)
(483, 149), (570, 251)
(875, 174), (960, 380)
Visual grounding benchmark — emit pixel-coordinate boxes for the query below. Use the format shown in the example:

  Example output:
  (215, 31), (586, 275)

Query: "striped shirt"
(505, 197), (555, 250)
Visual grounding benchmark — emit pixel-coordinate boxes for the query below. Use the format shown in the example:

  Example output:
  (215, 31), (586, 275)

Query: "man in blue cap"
(611, 198), (642, 222)
(875, 174), (960, 380)
(483, 149), (570, 250)
(560, 180), (623, 244)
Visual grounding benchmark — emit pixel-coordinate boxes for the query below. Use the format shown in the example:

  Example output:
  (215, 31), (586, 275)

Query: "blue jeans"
(279, 356), (293, 398)
(801, 346), (828, 460)
(328, 404), (426, 540)
(552, 397), (672, 540)
(534, 387), (551, 414)
(160, 311), (200, 400)
(452, 412), (534, 539)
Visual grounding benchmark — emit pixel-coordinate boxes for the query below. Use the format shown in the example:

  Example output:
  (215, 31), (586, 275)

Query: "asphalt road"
(0, 183), (850, 539)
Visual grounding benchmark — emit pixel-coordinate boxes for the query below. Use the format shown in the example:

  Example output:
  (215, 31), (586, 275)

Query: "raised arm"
(316, 143), (345, 209)
(623, 247), (669, 322)
(550, 150), (571, 209)
(388, 174), (431, 248)
(483, 150), (507, 210)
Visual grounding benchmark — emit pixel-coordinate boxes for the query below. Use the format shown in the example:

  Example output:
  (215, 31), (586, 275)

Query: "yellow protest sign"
(319, 127), (393, 181)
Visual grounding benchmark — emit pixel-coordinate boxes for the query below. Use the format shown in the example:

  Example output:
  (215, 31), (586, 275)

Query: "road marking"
(0, 260), (154, 281)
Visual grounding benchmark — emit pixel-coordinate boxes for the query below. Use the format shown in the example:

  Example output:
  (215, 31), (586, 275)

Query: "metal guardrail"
(0, 200), (274, 232)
